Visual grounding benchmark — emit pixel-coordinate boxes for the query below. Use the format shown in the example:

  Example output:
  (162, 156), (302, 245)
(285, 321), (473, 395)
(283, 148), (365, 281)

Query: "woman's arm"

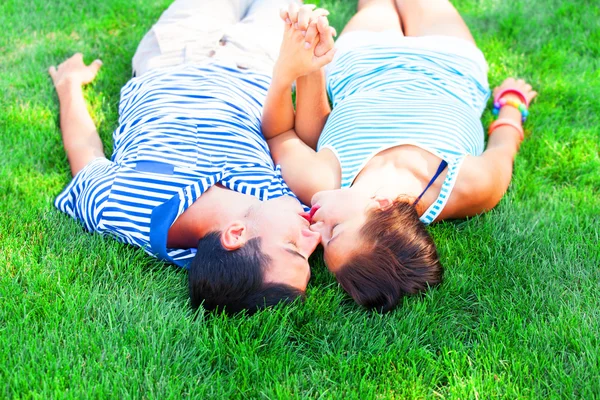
(263, 71), (336, 204)
(447, 78), (538, 218)
(49, 53), (106, 176)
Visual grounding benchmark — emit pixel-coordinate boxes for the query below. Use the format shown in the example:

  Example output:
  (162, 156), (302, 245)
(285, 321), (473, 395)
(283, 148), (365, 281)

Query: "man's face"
(247, 196), (321, 291)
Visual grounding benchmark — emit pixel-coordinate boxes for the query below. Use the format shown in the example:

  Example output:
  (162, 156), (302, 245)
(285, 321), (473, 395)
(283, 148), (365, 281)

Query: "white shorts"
(132, 0), (299, 76)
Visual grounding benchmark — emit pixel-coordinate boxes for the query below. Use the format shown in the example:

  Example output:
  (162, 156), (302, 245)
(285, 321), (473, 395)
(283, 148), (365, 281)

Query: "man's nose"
(302, 227), (322, 253)
(309, 221), (328, 244)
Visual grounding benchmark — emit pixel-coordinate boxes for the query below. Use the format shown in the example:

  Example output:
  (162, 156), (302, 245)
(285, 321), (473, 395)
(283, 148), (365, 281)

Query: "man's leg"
(339, 0), (403, 36)
(394, 0), (475, 44)
(216, 0), (300, 73)
(132, 0), (248, 76)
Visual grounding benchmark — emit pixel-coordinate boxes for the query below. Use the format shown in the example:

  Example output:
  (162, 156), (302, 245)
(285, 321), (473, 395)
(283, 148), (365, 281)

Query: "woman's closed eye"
(327, 224), (339, 245)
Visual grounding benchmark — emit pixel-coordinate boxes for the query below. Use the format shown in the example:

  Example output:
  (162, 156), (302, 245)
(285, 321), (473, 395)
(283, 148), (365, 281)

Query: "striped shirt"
(55, 62), (297, 268)
(319, 39), (490, 224)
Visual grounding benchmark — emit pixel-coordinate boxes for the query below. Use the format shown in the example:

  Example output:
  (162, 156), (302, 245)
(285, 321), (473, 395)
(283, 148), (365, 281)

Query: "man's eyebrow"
(285, 248), (307, 261)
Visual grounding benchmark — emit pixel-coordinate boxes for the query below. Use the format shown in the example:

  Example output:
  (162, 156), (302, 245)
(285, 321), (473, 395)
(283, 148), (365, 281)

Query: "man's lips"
(300, 212), (312, 223)
(309, 205), (320, 218)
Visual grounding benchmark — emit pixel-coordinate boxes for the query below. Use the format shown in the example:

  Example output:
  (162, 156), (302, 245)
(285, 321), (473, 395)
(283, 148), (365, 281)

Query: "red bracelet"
(494, 88), (530, 107)
(488, 118), (524, 141)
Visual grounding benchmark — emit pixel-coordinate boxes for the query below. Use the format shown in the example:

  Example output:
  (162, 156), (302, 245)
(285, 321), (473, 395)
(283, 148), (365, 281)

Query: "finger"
(74, 52), (84, 61)
(315, 47), (337, 69)
(279, 8), (290, 24)
(297, 5), (315, 30)
(318, 17), (335, 42)
(280, 8), (290, 24)
(310, 8), (330, 22)
(529, 91), (538, 102)
(48, 66), (57, 79)
(288, 2), (300, 25)
(316, 15), (330, 35)
(305, 22), (319, 45)
(330, 26), (337, 37)
(304, 26), (321, 50)
(90, 59), (103, 73)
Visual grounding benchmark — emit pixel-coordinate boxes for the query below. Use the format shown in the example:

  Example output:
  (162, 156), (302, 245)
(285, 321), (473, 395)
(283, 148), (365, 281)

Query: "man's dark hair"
(334, 201), (443, 313)
(189, 232), (304, 315)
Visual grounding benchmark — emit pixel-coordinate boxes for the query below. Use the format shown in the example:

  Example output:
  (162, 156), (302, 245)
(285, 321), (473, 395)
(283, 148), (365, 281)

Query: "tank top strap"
(413, 160), (448, 207)
(419, 156), (465, 225)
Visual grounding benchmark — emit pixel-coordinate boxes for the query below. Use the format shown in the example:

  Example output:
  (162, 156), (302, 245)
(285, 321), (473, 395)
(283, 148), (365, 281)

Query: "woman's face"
(309, 189), (375, 271)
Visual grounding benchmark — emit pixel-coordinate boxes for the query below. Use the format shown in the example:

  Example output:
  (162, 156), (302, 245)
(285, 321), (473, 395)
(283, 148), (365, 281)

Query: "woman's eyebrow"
(327, 235), (339, 247)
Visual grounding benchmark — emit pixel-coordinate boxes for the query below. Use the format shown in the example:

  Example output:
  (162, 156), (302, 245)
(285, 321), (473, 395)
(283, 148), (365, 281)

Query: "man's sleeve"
(54, 158), (119, 232)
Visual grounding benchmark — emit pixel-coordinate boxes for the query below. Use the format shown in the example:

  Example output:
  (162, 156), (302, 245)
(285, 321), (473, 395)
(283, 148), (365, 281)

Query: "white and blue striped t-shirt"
(319, 38), (490, 224)
(55, 62), (297, 268)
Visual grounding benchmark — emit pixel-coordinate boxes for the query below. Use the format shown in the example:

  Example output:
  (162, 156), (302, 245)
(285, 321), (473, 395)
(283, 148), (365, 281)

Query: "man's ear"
(369, 195), (394, 211)
(220, 222), (248, 251)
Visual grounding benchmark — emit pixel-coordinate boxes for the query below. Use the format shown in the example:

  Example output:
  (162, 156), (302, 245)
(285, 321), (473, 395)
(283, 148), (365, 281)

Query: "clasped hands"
(273, 3), (337, 85)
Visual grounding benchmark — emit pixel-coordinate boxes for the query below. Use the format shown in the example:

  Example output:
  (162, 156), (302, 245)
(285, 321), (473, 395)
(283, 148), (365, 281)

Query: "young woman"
(262, 0), (537, 312)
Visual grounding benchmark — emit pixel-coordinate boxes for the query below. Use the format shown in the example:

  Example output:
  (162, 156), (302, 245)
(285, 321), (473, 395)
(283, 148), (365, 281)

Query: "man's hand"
(274, 4), (336, 84)
(48, 53), (103, 92)
(48, 53), (106, 176)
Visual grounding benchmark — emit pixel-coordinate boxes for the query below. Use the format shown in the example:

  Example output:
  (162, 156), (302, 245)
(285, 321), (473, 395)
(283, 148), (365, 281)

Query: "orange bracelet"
(488, 118), (524, 141)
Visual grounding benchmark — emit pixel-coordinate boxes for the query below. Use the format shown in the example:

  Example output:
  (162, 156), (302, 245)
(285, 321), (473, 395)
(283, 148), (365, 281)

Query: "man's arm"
(261, 7), (338, 204)
(49, 53), (106, 176)
(445, 78), (538, 219)
(263, 64), (336, 205)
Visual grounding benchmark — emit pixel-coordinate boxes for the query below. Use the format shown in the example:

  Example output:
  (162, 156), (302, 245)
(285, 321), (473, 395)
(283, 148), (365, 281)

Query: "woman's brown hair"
(334, 201), (443, 312)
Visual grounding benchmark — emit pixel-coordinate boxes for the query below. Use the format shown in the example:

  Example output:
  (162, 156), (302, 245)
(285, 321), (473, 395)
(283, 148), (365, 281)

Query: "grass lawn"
(1, 0), (599, 397)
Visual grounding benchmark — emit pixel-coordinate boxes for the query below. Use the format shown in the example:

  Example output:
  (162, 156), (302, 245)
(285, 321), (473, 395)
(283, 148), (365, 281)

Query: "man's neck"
(166, 185), (255, 248)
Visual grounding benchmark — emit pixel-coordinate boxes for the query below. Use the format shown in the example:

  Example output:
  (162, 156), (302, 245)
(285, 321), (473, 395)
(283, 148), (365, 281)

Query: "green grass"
(1, 0), (599, 398)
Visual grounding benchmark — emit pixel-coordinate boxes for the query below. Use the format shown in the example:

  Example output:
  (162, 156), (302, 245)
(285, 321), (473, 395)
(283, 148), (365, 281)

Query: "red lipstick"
(300, 212), (311, 223)
(309, 205), (320, 218)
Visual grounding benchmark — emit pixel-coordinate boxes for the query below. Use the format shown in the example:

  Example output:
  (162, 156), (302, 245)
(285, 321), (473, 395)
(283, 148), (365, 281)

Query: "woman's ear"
(369, 195), (394, 211)
(220, 222), (248, 251)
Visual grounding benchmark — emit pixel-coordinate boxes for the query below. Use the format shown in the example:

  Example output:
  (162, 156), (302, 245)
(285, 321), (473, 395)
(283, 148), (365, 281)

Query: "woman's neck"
(352, 160), (424, 202)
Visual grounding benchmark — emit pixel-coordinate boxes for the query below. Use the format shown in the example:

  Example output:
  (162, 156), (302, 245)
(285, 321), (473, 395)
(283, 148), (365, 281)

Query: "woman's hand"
(48, 53), (103, 93)
(493, 78), (538, 105)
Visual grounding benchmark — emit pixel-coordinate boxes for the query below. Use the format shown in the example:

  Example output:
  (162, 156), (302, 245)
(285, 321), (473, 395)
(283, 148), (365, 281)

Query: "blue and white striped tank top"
(318, 37), (490, 224)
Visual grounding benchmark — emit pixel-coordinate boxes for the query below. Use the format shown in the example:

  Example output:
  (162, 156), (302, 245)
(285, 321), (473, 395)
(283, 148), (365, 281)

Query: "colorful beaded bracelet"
(493, 98), (529, 123)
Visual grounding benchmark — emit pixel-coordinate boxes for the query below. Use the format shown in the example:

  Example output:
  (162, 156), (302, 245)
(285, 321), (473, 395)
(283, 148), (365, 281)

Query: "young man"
(48, 0), (332, 315)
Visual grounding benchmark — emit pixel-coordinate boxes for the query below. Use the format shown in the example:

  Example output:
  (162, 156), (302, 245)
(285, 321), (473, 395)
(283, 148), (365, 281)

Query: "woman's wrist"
(497, 98), (523, 122)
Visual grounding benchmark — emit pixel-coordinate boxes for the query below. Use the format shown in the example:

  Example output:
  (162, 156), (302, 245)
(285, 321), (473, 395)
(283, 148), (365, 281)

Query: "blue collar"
(149, 194), (188, 268)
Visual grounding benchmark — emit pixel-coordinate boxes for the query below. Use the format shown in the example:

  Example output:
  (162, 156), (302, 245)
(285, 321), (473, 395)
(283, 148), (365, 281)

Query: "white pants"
(132, 0), (299, 76)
